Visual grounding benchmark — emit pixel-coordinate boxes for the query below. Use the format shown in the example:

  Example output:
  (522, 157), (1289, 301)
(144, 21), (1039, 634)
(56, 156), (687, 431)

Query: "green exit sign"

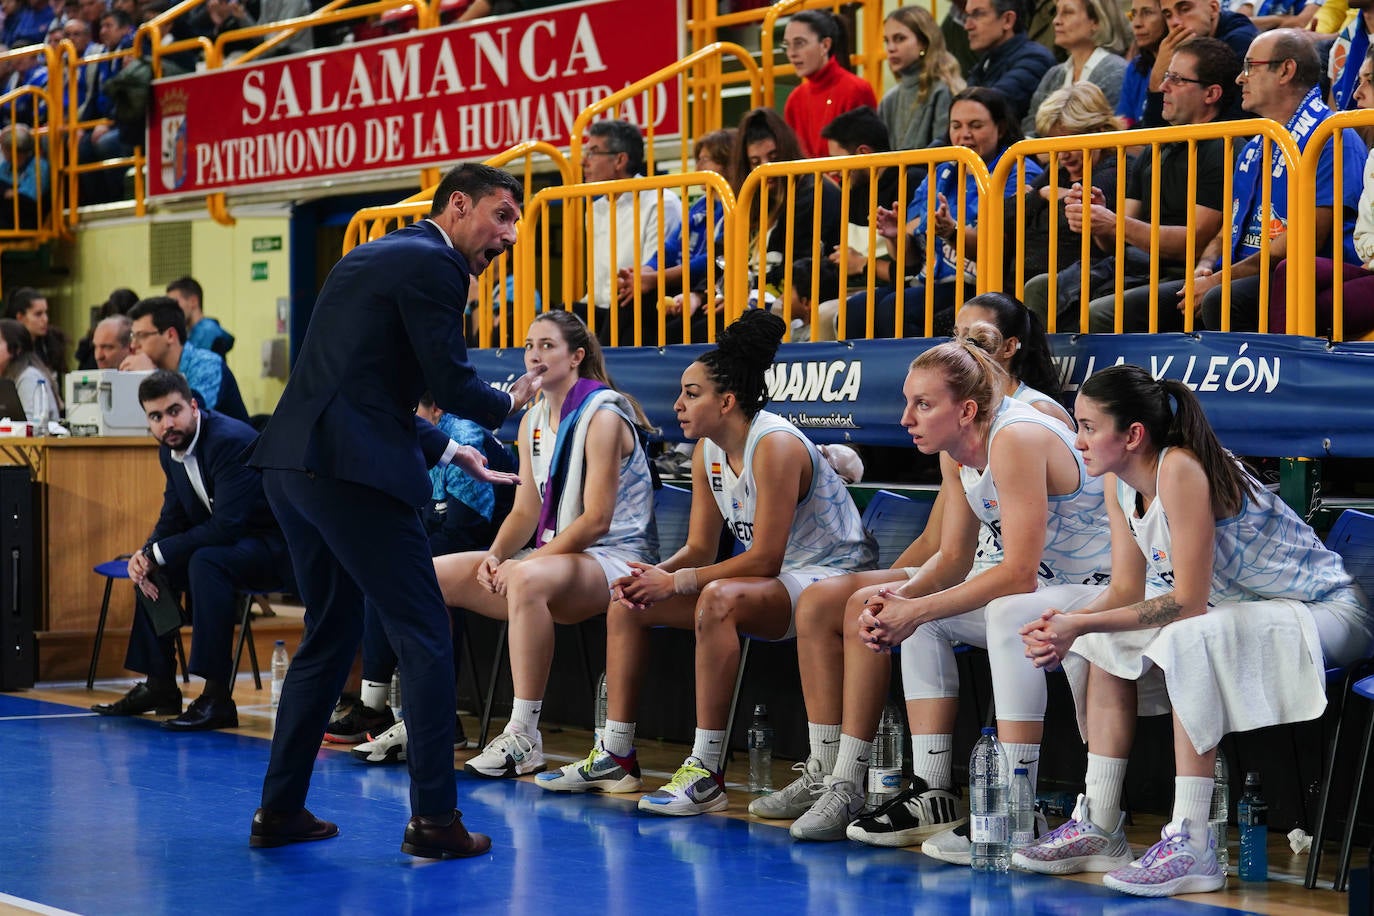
(251, 262), (269, 281)
(252, 236), (282, 253)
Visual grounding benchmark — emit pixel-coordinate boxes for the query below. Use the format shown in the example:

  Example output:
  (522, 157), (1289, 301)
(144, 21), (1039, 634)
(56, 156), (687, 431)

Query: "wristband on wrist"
(672, 567), (700, 596)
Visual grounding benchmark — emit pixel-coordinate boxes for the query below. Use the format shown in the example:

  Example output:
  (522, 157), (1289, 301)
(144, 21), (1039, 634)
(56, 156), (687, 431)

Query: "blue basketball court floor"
(0, 690), (1281, 915)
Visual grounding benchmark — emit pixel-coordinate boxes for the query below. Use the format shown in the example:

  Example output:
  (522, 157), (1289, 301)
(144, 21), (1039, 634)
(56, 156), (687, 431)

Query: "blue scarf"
(1225, 87), (1327, 264)
(533, 377), (608, 547)
(1334, 20), (1371, 111)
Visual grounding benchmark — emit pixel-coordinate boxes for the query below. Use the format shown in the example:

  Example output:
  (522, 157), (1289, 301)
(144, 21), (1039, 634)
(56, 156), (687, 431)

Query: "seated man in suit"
(92, 370), (295, 730)
(121, 295), (250, 423)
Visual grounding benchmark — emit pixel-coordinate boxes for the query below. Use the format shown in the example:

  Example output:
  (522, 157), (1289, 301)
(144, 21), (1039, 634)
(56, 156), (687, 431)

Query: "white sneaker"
(536, 744), (643, 793)
(1012, 795), (1133, 875)
(637, 756), (728, 817)
(351, 720), (407, 764)
(924, 809), (1049, 865)
(789, 775), (864, 841)
(463, 724), (546, 779)
(749, 756), (826, 819)
(1103, 819), (1226, 897)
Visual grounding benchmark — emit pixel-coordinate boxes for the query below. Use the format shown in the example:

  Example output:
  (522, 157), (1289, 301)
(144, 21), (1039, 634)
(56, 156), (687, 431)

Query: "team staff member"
(246, 163), (543, 860)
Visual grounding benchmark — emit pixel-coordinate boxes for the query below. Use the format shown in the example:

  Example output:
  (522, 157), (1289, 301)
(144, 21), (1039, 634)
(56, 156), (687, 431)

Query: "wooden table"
(0, 436), (162, 678)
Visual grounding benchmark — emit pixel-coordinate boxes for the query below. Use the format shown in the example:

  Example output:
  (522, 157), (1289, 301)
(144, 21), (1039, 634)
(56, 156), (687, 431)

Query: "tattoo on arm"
(1136, 595), (1182, 627)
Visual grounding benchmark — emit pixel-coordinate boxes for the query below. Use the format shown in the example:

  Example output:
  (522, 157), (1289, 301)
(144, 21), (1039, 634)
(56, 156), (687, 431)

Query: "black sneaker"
(324, 701), (395, 744)
(847, 777), (966, 848)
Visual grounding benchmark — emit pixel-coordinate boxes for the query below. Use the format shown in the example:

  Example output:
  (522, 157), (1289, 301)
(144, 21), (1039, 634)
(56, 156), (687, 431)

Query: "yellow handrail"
(759, 0), (885, 108)
(987, 119), (1300, 334)
(569, 41), (763, 180)
(213, 0), (439, 65)
(1293, 108), (1374, 341)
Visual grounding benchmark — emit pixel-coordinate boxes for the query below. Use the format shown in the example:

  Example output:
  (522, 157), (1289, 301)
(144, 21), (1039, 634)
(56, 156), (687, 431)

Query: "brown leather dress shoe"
(163, 695), (238, 731)
(401, 810), (492, 859)
(249, 808), (340, 848)
(91, 681), (183, 717)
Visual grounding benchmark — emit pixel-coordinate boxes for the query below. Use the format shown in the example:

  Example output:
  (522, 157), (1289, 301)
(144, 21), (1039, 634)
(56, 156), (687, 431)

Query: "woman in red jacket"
(782, 10), (878, 159)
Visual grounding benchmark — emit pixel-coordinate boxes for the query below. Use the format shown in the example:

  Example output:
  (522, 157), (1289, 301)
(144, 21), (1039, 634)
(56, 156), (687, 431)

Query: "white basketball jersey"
(701, 410), (876, 572)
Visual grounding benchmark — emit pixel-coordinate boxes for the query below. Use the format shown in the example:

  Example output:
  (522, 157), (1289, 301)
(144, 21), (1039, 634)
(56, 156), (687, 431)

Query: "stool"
(1332, 674), (1374, 891)
(230, 592), (266, 694)
(87, 556), (188, 691)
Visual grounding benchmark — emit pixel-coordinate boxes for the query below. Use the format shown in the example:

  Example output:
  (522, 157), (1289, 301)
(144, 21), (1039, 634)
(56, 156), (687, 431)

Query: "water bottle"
(1034, 789), (1078, 819)
(867, 701), (904, 807)
(1010, 767), (1035, 851)
(34, 378), (50, 425)
(970, 727), (1011, 873)
(269, 640), (288, 711)
(1210, 750), (1230, 876)
(389, 669), (402, 716)
(747, 704), (773, 794)
(594, 671), (608, 745)
(1238, 771), (1269, 882)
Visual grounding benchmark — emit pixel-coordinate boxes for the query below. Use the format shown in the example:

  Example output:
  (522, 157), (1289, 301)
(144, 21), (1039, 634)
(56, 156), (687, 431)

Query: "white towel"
(544, 389), (635, 542)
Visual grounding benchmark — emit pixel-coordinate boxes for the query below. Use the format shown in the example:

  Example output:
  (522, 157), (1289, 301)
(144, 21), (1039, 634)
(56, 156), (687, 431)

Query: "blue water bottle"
(1238, 771), (1268, 882)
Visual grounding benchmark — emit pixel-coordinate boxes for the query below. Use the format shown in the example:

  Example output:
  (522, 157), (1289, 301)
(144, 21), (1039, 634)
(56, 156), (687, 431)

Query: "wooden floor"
(14, 676), (1360, 916)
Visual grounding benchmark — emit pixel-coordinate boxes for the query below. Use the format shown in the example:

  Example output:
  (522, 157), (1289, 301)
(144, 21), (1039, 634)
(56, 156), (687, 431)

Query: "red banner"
(148, 0), (683, 198)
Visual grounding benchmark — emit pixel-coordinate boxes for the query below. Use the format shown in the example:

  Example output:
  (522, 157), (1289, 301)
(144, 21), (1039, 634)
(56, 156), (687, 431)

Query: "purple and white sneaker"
(1102, 818), (1226, 897)
(1012, 795), (1133, 874)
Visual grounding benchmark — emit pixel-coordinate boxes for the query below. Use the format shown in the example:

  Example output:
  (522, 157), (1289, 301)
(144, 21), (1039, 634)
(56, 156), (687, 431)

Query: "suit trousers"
(124, 537), (284, 684)
(261, 469), (457, 817)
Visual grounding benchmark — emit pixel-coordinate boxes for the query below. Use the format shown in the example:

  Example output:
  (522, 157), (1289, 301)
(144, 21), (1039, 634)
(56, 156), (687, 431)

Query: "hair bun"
(718, 309), (786, 368)
(959, 319), (1005, 357)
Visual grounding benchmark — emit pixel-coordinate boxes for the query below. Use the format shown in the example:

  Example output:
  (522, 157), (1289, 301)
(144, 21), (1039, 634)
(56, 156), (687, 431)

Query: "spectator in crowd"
(631, 128), (734, 343)
(942, 0), (978, 72)
(455, 0), (570, 20)
(1329, 0), (1374, 110)
(1196, 29), (1365, 331)
(230, 0), (312, 58)
(1160, 0), (1258, 68)
(1014, 84), (1131, 310)
(6, 286), (63, 390)
(1118, 0), (1169, 126)
(0, 317), (59, 422)
(91, 370), (295, 732)
(187, 0), (257, 60)
(963, 0), (1057, 122)
(92, 313), (132, 369)
(878, 6), (965, 153)
(3, 0), (54, 49)
(76, 0), (107, 36)
(782, 10), (879, 159)
(846, 87), (1041, 339)
(1233, 0), (1321, 30)
(76, 9), (136, 205)
(122, 295), (250, 422)
(1023, 0), (1129, 136)
(0, 123), (48, 229)
(165, 276), (234, 355)
(75, 289), (138, 369)
(1038, 37), (1238, 332)
(580, 118), (683, 347)
(62, 19), (101, 113)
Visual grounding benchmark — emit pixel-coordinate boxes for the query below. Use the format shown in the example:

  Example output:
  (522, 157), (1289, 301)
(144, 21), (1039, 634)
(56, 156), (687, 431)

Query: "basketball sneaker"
(463, 724), (546, 779)
(923, 809), (1047, 865)
(324, 700), (394, 744)
(789, 775), (865, 841)
(846, 777), (966, 848)
(1103, 819), (1225, 897)
(749, 756), (826, 819)
(352, 719), (407, 764)
(637, 756), (728, 816)
(536, 744), (642, 793)
(1012, 795), (1133, 874)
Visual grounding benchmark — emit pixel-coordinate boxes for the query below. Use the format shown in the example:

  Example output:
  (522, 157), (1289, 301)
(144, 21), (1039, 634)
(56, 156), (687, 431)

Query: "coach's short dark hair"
(138, 369), (192, 406)
(128, 296), (188, 344)
(429, 163), (524, 218)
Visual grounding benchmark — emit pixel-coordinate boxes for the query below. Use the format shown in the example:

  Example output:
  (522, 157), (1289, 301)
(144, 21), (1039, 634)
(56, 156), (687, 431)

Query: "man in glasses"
(122, 295), (250, 423)
(964, 0), (1056, 122)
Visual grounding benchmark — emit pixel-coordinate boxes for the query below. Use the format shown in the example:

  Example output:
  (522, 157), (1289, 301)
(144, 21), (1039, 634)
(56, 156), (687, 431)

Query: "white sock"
(691, 728), (727, 773)
(808, 722), (841, 772)
(1084, 753), (1128, 831)
(910, 733), (953, 789)
(509, 697), (542, 736)
(1173, 776), (1216, 844)
(831, 733), (871, 790)
(360, 679), (389, 711)
(602, 719), (636, 758)
(1004, 742), (1041, 796)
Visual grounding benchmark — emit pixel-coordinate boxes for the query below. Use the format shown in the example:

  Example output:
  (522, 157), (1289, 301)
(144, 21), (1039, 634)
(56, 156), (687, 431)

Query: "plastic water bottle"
(867, 701), (904, 807)
(1210, 750), (1230, 876)
(970, 727), (1011, 872)
(1238, 771), (1269, 882)
(594, 671), (608, 745)
(269, 640), (288, 711)
(33, 378), (50, 425)
(1010, 767), (1035, 851)
(389, 669), (402, 716)
(747, 704), (773, 794)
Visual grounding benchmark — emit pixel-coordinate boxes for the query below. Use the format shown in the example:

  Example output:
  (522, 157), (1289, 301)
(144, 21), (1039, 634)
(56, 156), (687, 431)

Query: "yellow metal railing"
(987, 119), (1300, 334)
(1293, 108), (1374, 342)
(0, 45), (68, 245)
(213, 0), (438, 66)
(60, 35), (149, 226)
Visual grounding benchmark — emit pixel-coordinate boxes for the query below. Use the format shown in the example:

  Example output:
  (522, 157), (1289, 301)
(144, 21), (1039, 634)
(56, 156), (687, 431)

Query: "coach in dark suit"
(246, 163), (542, 859)
(92, 370), (293, 730)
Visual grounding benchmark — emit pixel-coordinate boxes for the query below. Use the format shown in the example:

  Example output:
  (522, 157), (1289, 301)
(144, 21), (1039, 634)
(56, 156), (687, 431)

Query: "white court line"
(0, 712), (97, 722)
(0, 892), (83, 915)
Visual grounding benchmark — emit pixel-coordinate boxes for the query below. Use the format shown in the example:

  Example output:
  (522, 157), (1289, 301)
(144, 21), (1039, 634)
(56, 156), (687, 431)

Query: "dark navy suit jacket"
(147, 407), (287, 573)
(249, 220), (510, 506)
